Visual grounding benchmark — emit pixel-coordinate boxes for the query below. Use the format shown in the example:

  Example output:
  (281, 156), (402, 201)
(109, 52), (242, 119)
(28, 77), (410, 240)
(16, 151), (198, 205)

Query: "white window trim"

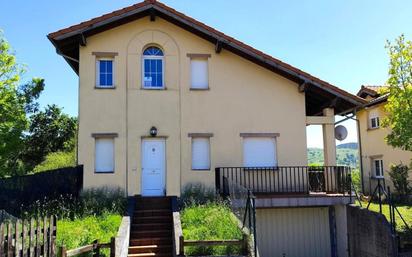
(373, 159), (384, 178)
(242, 136), (278, 168)
(189, 134), (212, 171)
(96, 57), (115, 88)
(370, 116), (380, 129)
(141, 54), (165, 89)
(94, 137), (115, 173)
(190, 58), (209, 90)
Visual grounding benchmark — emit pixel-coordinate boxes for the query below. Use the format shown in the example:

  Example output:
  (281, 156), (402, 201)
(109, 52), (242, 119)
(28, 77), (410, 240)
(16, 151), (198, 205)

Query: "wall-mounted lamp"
(150, 126), (158, 137)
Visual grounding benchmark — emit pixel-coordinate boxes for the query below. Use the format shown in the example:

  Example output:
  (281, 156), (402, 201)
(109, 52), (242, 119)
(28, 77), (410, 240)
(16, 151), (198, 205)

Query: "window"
(95, 138), (114, 172)
(190, 58), (208, 89)
(373, 159), (384, 177)
(96, 59), (114, 87)
(191, 137), (210, 170)
(142, 46), (164, 88)
(370, 117), (380, 129)
(243, 137), (277, 167)
(369, 110), (380, 129)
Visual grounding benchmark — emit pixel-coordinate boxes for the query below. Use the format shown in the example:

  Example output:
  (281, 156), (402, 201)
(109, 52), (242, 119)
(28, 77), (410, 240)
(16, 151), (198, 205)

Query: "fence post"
(22, 220), (27, 257)
(0, 223), (4, 257)
(50, 216), (57, 257)
(179, 235), (184, 256)
(110, 237), (115, 257)
(215, 168), (221, 195)
(348, 173), (352, 204)
(251, 196), (257, 257)
(15, 220), (20, 257)
(7, 223), (12, 257)
(59, 246), (67, 257)
(377, 179), (382, 214)
(29, 219), (34, 257)
(92, 240), (100, 257)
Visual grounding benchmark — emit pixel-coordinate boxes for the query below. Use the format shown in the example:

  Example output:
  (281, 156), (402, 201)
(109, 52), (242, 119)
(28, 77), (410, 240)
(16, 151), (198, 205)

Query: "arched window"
(142, 46), (164, 88)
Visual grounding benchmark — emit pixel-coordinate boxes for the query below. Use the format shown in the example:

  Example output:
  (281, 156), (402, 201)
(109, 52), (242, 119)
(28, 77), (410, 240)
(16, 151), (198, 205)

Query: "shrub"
(179, 183), (216, 208)
(80, 187), (127, 217)
(389, 163), (412, 201)
(351, 169), (362, 193)
(33, 151), (75, 173)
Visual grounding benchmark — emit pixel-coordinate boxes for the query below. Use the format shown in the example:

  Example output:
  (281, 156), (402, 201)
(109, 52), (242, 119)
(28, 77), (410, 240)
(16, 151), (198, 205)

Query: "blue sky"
(1, 0), (412, 148)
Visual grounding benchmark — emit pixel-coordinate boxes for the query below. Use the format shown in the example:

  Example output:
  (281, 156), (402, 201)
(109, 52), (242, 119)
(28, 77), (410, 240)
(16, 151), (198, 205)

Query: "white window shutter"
(243, 137), (277, 167)
(95, 138), (114, 172)
(190, 59), (208, 89)
(192, 138), (210, 169)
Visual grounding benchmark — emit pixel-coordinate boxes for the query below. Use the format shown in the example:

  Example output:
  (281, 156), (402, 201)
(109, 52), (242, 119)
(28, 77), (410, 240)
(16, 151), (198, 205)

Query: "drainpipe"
(355, 116), (365, 194)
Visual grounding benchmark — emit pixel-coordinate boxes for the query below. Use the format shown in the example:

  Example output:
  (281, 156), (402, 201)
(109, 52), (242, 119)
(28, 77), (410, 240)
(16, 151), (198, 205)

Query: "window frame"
(373, 159), (384, 178)
(141, 46), (165, 90)
(189, 133), (213, 171)
(189, 56), (209, 90)
(370, 116), (380, 129)
(92, 133), (118, 173)
(241, 135), (278, 168)
(95, 57), (115, 88)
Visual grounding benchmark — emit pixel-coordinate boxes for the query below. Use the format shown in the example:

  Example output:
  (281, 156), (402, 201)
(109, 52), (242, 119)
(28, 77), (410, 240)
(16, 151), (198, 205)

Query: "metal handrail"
(216, 166), (352, 195)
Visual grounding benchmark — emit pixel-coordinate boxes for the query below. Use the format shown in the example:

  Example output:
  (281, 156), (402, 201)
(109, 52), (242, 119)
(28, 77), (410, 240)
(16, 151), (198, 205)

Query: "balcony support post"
(322, 108), (337, 166)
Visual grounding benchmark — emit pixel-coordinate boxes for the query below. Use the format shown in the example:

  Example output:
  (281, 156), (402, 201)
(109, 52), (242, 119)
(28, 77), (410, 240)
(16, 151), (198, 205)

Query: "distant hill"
(308, 143), (359, 168)
(337, 142), (358, 149)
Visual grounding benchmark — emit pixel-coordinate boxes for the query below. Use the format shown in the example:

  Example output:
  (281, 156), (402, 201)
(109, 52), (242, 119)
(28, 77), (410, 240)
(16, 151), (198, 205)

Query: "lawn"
(358, 201), (412, 236)
(57, 214), (122, 256)
(181, 202), (244, 256)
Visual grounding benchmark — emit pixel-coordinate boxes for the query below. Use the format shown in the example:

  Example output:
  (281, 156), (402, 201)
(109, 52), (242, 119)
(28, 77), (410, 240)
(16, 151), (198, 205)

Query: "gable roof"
(357, 85), (388, 99)
(48, 0), (366, 115)
(356, 85), (389, 108)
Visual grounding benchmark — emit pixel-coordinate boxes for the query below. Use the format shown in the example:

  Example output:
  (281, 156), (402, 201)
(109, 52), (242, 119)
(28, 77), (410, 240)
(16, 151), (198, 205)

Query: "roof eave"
(48, 1), (365, 110)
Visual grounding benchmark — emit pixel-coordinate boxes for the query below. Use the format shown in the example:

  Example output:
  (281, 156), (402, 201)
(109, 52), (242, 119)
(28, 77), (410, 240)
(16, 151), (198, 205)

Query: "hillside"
(308, 144), (359, 168)
(336, 142), (358, 149)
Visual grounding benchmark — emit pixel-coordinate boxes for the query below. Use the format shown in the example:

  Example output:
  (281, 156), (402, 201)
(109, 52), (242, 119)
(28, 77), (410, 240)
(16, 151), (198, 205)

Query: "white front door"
(141, 139), (166, 196)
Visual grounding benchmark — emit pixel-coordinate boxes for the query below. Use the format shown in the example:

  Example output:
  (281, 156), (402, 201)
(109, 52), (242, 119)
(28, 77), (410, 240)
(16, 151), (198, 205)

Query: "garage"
(256, 207), (331, 257)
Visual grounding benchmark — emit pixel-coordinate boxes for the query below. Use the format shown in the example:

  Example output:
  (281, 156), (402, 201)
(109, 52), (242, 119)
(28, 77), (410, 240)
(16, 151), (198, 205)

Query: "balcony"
(215, 166), (353, 207)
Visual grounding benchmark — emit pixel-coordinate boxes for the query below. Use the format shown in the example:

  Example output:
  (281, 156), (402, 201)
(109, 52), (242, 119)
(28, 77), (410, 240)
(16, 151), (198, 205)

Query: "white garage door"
(256, 207), (331, 257)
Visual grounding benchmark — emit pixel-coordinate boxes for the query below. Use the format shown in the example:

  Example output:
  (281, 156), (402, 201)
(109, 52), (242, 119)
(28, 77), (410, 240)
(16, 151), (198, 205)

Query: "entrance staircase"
(128, 196), (173, 257)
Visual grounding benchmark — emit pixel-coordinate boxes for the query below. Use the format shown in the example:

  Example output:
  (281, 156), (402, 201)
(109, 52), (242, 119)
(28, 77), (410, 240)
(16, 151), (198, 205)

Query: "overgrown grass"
(57, 214), (121, 256)
(21, 187), (126, 219)
(18, 187), (126, 257)
(358, 200), (412, 237)
(181, 202), (243, 256)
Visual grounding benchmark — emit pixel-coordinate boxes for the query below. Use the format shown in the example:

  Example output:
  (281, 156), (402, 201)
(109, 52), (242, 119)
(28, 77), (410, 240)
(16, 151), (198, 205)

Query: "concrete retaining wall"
(347, 205), (397, 257)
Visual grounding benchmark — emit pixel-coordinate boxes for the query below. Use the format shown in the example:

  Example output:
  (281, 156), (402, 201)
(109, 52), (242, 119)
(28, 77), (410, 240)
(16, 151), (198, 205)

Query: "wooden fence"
(0, 216), (56, 257)
(59, 238), (115, 257)
(181, 236), (249, 256)
(0, 166), (83, 216)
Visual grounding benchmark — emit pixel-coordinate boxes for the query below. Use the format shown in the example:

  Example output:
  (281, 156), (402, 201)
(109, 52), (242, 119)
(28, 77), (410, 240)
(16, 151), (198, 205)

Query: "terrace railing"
(216, 166), (352, 196)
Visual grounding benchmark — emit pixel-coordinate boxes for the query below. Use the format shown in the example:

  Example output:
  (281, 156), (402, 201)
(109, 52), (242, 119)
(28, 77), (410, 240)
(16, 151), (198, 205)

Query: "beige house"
(48, 1), (365, 256)
(356, 85), (412, 194)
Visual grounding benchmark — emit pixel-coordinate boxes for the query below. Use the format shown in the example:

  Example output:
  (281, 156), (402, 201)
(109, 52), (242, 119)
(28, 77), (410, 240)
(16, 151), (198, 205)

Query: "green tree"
(0, 32), (44, 176)
(21, 104), (77, 170)
(0, 32), (75, 177)
(383, 35), (412, 151)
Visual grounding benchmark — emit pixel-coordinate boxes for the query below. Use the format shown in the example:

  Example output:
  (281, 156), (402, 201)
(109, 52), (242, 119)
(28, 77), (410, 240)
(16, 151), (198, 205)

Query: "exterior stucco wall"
(78, 17), (307, 196)
(357, 104), (412, 194)
(256, 207), (331, 257)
